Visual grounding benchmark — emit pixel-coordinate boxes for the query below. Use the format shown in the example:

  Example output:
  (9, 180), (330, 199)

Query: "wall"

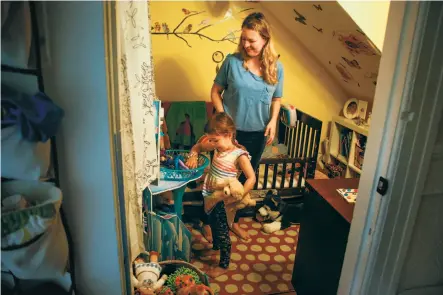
(42, 2), (123, 294)
(261, 1), (382, 103)
(338, 0), (390, 52)
(150, 1), (349, 141)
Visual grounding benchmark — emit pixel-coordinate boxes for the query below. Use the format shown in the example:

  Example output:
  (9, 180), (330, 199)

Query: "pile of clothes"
(1, 84), (64, 180)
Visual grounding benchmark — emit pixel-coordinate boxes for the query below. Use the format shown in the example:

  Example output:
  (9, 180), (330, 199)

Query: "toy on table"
(337, 188), (358, 203)
(133, 251), (168, 295)
(160, 120), (172, 150)
(160, 150), (189, 170)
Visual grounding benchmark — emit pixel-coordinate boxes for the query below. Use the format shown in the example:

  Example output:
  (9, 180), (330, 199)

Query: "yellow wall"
(150, 1), (349, 141)
(338, 1), (390, 51)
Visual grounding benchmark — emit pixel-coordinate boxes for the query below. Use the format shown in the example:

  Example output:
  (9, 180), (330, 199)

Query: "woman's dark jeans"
(234, 130), (266, 222)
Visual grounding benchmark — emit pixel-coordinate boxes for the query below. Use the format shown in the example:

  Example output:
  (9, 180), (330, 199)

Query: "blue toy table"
(148, 175), (201, 219)
(144, 176), (203, 262)
(143, 151), (208, 262)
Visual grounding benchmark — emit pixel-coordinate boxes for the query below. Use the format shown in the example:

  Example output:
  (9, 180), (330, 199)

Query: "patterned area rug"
(189, 217), (299, 295)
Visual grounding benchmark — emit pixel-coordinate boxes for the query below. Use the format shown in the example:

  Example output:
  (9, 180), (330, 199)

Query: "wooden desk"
(292, 178), (359, 295)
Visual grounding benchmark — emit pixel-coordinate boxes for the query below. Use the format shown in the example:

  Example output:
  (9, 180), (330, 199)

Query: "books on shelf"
(337, 188), (358, 203)
(339, 129), (352, 159)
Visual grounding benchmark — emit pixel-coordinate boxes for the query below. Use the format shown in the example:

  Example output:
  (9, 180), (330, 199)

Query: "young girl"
(186, 112), (256, 278)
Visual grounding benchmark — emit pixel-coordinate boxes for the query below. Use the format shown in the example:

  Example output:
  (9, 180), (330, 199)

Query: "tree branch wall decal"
(150, 8), (254, 48)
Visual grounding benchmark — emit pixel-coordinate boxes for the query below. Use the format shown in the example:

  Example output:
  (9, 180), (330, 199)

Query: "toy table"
(148, 176), (201, 219)
(144, 176), (203, 262)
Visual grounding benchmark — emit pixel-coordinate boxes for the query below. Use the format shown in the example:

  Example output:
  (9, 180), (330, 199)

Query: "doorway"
(105, 1), (435, 295)
(147, 1), (385, 295)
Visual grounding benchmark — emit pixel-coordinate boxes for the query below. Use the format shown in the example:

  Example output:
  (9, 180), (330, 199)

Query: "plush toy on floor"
(133, 251), (168, 295)
(256, 190), (290, 234)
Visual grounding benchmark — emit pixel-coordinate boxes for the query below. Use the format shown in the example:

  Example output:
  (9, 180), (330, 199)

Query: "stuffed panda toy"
(255, 190), (291, 234)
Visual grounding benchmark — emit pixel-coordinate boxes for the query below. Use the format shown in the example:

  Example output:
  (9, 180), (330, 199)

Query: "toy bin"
(160, 150), (209, 181)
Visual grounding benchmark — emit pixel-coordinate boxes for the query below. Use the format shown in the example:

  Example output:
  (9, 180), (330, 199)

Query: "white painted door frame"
(338, 1), (428, 294)
(364, 2), (443, 294)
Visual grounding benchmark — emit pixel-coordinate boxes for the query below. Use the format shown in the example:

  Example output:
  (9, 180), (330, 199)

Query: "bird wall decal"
(293, 9), (307, 25)
(313, 4), (323, 11)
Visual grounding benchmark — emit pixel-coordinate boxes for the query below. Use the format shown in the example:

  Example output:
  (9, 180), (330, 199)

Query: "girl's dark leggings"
(208, 202), (231, 268)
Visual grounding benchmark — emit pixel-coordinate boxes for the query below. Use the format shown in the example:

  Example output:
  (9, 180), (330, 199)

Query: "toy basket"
(160, 150), (209, 181)
(159, 260), (210, 287)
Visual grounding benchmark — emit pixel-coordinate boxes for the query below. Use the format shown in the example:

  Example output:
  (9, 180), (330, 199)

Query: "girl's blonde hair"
(236, 12), (279, 85)
(206, 112), (246, 151)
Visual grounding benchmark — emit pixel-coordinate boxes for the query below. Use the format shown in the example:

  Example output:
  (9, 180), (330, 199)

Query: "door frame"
(364, 2), (443, 294)
(104, 1), (132, 295)
(338, 1), (429, 294)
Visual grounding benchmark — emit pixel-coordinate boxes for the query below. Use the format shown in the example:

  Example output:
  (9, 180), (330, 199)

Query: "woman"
(209, 11), (284, 240)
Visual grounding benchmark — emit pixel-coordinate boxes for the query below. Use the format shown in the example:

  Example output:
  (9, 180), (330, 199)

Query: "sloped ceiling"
(260, 1), (382, 101)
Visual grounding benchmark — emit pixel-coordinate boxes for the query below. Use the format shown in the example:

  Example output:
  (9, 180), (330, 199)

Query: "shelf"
(332, 115), (369, 137)
(348, 163), (362, 174)
(331, 153), (348, 165)
(328, 116), (368, 179)
(1, 64), (40, 76)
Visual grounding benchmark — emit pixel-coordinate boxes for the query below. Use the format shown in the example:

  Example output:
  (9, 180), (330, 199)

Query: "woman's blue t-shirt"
(214, 53), (284, 132)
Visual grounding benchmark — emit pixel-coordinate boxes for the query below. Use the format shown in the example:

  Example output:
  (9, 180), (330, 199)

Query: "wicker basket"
(160, 150), (209, 181)
(159, 260), (209, 286)
(159, 260), (217, 294)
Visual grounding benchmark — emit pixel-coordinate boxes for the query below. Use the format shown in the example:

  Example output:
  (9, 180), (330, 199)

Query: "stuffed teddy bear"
(204, 177), (256, 227)
(204, 178), (255, 212)
(133, 251), (168, 295)
(223, 179), (256, 210)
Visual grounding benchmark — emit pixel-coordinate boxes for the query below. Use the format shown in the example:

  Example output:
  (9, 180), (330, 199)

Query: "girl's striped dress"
(202, 148), (249, 199)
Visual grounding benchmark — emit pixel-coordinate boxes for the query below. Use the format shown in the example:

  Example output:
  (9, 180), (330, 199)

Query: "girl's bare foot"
(231, 223), (251, 241)
(202, 224), (213, 243)
(205, 266), (229, 279)
(194, 248), (220, 257)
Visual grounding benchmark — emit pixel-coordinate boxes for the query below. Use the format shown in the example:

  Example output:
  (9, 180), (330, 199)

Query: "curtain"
(116, 0), (158, 269)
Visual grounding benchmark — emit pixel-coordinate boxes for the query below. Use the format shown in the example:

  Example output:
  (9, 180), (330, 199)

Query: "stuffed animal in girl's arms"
(223, 178), (256, 210)
(203, 177), (256, 213)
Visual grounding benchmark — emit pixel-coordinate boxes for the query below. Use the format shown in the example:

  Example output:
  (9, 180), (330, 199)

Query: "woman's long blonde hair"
(237, 12), (279, 85)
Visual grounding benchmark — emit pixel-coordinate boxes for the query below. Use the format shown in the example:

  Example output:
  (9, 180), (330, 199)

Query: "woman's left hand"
(264, 121), (276, 145)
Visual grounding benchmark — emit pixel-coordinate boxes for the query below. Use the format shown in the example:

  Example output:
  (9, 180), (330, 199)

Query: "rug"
(189, 218), (299, 295)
